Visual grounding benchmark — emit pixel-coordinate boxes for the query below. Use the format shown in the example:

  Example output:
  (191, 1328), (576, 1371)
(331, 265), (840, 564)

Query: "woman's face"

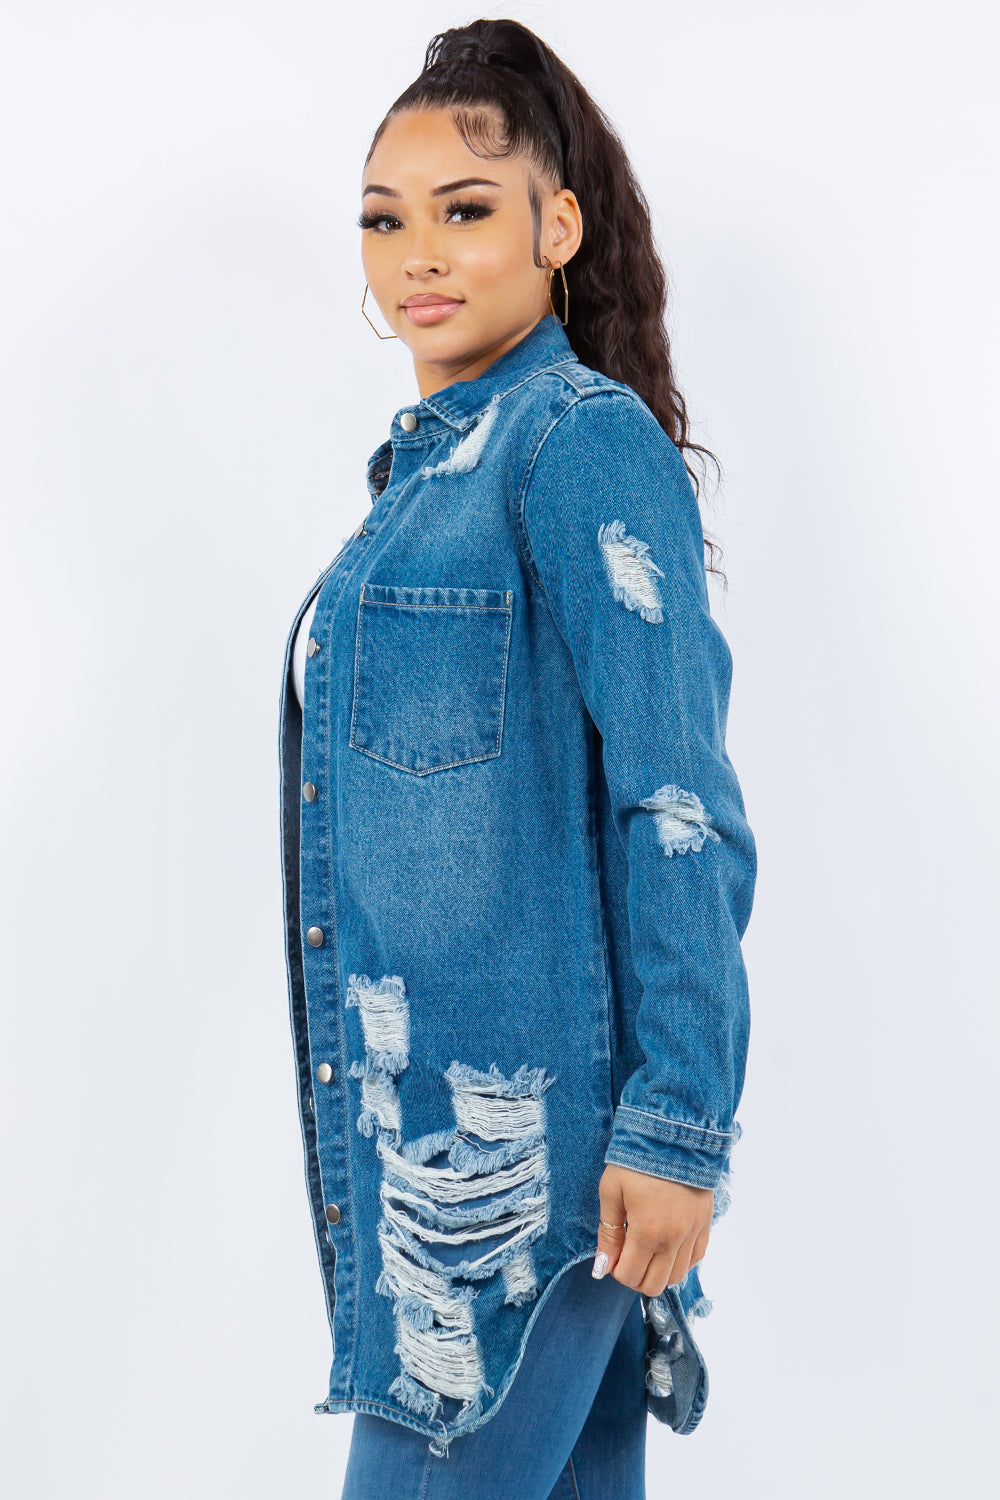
(360, 107), (582, 397)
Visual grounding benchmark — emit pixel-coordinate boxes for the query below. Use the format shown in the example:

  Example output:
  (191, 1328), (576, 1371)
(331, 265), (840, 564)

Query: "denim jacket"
(278, 313), (756, 1456)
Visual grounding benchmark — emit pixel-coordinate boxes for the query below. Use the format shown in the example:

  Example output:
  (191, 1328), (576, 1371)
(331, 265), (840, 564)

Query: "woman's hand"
(592, 1162), (713, 1296)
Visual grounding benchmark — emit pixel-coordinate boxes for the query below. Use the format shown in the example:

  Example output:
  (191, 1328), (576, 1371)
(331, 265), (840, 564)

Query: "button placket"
(297, 571), (356, 1332)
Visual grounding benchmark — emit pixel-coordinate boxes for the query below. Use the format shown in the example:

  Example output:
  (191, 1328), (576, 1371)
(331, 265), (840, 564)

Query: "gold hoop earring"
(361, 283), (398, 339)
(548, 261), (569, 325)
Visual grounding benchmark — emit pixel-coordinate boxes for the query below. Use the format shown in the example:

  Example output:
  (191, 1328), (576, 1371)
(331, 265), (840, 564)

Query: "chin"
(410, 329), (485, 359)
(434, 317), (517, 350)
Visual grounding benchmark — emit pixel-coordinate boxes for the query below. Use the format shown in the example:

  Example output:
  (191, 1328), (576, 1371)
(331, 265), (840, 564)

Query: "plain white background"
(2, 2), (997, 1495)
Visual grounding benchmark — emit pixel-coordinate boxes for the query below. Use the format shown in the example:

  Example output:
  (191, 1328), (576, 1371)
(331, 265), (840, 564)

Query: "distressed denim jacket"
(278, 313), (756, 1456)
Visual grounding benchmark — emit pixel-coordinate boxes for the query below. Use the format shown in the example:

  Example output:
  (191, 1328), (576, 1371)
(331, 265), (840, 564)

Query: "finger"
(610, 1231), (654, 1291)
(637, 1251), (676, 1298)
(690, 1225), (711, 1268)
(671, 1223), (711, 1287)
(663, 1234), (701, 1290)
(593, 1181), (628, 1278)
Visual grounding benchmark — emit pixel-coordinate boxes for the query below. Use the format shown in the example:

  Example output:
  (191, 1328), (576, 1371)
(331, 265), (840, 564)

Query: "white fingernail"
(592, 1251), (610, 1279)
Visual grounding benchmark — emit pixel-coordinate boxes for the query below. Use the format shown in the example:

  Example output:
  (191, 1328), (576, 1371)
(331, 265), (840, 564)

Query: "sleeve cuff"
(604, 1105), (736, 1190)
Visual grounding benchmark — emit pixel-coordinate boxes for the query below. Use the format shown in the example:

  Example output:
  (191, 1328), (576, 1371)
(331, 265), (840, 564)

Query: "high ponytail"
(364, 18), (725, 581)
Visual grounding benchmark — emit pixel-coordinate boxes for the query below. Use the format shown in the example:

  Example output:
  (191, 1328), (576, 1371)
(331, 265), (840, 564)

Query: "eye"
(357, 210), (400, 234)
(443, 198), (495, 225)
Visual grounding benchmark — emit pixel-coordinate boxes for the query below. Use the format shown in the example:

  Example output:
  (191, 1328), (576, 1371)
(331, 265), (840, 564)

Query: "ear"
(544, 188), (583, 268)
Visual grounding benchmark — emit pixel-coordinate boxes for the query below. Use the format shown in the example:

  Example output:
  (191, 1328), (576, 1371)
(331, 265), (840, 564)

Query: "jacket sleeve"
(519, 385), (756, 1197)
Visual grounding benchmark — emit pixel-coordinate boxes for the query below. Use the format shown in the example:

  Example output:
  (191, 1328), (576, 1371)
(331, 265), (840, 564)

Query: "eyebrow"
(361, 177), (504, 200)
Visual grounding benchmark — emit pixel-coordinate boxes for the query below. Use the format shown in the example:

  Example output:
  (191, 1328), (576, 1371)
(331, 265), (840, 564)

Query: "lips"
(401, 295), (463, 308)
(402, 297), (464, 326)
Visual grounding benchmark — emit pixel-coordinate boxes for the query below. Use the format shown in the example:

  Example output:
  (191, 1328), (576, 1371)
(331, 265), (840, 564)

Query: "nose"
(399, 225), (449, 281)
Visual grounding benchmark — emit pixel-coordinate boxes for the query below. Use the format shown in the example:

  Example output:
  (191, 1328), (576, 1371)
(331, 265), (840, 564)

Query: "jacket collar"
(365, 316), (577, 499)
(418, 314), (577, 431)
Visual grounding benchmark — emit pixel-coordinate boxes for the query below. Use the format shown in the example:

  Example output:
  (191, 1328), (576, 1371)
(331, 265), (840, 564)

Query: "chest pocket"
(349, 583), (513, 775)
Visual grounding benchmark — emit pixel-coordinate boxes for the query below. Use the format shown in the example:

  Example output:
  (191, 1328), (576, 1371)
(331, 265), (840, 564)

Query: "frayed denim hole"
(639, 783), (723, 858)
(597, 518), (665, 624)
(351, 1024), (557, 1418)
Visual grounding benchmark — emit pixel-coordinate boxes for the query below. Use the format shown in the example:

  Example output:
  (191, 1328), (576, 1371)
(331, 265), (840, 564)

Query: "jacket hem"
(314, 1249), (597, 1451)
(314, 1243), (709, 1450)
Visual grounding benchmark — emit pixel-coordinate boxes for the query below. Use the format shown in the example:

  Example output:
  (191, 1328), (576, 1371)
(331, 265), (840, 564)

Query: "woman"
(278, 18), (756, 1499)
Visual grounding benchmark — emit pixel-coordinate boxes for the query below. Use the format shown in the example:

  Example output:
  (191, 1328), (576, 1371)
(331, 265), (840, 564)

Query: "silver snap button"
(353, 520), (366, 539)
(303, 782), (317, 802)
(399, 411), (418, 432)
(306, 926), (324, 947)
(307, 637), (320, 657)
(316, 1062), (334, 1084)
(325, 1203), (341, 1224)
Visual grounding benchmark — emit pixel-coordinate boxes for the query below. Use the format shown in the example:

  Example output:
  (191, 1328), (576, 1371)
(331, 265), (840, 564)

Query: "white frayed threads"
(420, 394), (501, 478)
(597, 518), (665, 623)
(639, 783), (722, 857)
(345, 973), (410, 1066)
(647, 1297), (673, 1337)
(502, 1249), (539, 1306)
(360, 1073), (402, 1133)
(353, 1033), (555, 1427)
(379, 1185), (549, 1257)
(445, 1062), (552, 1141)
(378, 1135), (546, 1205)
(378, 1230), (476, 1334)
(450, 1088), (546, 1141)
(646, 1350), (675, 1396)
(394, 1318), (486, 1402)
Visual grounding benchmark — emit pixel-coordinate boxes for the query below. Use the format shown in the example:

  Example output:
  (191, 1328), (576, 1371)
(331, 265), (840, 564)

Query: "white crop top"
(291, 591), (320, 710)
(292, 518), (370, 709)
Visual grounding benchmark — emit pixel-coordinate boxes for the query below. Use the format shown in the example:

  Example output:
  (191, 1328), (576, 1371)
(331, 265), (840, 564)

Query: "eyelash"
(357, 198), (495, 234)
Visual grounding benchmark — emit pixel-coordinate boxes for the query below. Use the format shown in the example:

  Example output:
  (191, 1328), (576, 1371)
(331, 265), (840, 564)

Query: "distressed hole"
(646, 1349), (674, 1397)
(447, 1129), (545, 1174)
(647, 1297), (676, 1337)
(382, 1175), (548, 1235)
(445, 1061), (554, 1141)
(420, 394), (501, 478)
(597, 518), (665, 623)
(377, 1134), (547, 1206)
(393, 1319), (485, 1401)
(639, 783), (722, 857)
(357, 1052), (554, 1418)
(399, 1127), (459, 1166)
(377, 1228), (478, 1333)
(379, 1226), (487, 1420)
(345, 972), (410, 1072)
(378, 1207), (547, 1282)
(379, 1179), (549, 1256)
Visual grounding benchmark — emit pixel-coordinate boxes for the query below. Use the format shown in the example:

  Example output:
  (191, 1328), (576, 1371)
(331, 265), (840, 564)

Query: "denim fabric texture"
(278, 313), (756, 1458)
(341, 1258), (646, 1500)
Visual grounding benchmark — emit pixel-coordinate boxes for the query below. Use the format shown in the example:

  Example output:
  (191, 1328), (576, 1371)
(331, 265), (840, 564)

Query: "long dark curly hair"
(364, 17), (726, 582)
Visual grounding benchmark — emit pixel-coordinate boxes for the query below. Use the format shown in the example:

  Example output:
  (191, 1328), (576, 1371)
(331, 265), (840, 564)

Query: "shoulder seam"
(511, 386), (583, 591)
(512, 383), (653, 586)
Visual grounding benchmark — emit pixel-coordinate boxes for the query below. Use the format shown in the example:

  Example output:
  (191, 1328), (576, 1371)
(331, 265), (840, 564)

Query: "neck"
(411, 315), (549, 399)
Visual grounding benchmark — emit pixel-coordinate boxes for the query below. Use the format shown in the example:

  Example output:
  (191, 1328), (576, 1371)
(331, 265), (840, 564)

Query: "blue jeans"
(341, 1258), (647, 1499)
